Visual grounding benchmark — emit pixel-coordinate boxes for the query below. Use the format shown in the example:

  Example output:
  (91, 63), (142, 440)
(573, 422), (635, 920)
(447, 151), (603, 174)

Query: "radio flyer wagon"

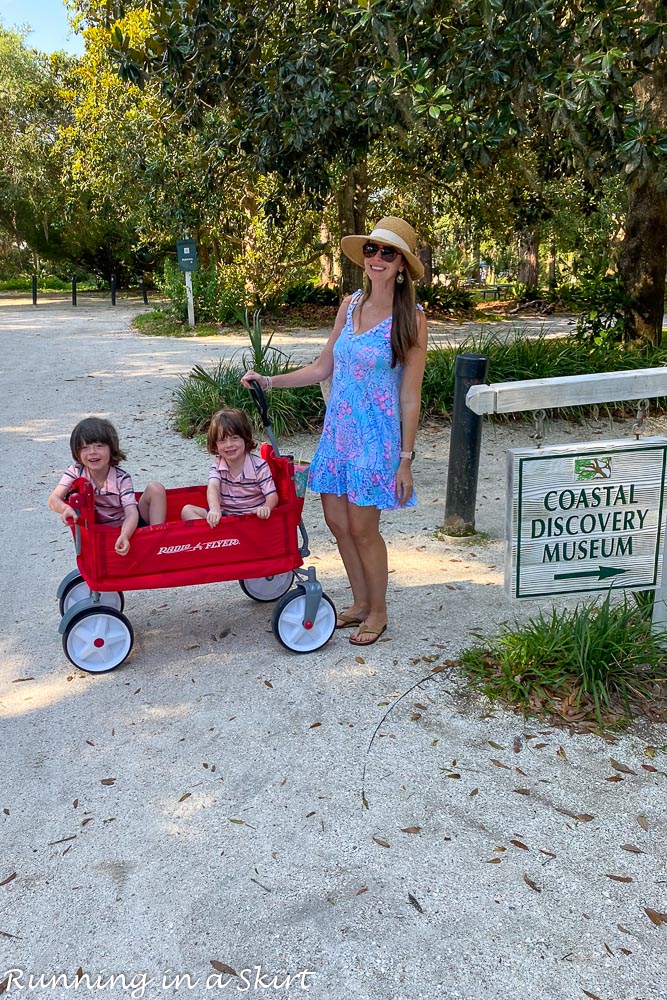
(55, 384), (336, 672)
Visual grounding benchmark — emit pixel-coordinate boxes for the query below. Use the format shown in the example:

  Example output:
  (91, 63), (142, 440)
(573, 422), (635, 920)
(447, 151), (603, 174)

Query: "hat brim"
(341, 234), (424, 281)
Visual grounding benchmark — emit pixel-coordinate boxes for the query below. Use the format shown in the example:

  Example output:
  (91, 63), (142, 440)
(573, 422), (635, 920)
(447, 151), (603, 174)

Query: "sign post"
(506, 438), (667, 602)
(176, 238), (198, 327)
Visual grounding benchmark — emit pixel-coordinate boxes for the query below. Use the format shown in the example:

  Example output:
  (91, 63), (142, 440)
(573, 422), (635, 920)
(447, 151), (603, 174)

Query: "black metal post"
(110, 273), (116, 306)
(32, 275), (37, 306)
(71, 276), (77, 307)
(139, 279), (148, 305)
(443, 353), (490, 535)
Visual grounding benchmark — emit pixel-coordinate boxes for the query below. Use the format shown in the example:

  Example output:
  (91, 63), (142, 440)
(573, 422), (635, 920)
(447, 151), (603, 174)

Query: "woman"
(242, 216), (427, 646)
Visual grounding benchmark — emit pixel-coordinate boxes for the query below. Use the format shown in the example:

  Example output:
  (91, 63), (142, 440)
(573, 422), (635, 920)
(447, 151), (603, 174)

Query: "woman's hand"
(395, 460), (414, 507)
(241, 370), (266, 389)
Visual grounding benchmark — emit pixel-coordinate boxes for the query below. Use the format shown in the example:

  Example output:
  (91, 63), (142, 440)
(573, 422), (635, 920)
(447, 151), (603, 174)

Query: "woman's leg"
(138, 482), (167, 524)
(321, 494), (388, 638)
(346, 503), (388, 640)
(320, 494), (370, 622)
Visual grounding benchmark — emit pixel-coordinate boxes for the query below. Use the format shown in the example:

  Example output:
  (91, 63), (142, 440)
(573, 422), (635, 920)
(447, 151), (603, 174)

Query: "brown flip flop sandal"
(349, 624), (387, 646)
(335, 612), (366, 630)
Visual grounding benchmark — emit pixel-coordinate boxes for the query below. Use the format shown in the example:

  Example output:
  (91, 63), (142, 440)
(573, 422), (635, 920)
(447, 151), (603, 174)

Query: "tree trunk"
(618, 174), (667, 346)
(336, 163), (368, 296)
(517, 228), (540, 286)
(319, 220), (333, 286)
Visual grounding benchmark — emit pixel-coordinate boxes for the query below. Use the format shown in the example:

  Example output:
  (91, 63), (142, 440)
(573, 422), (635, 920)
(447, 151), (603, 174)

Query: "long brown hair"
(358, 268), (419, 367)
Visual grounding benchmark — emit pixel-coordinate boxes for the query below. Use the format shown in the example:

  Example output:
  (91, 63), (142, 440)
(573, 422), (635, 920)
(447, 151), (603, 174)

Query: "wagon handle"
(247, 379), (280, 456)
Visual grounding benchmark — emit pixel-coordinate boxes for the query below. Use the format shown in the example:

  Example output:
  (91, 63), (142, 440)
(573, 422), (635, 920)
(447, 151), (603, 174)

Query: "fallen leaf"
(582, 991), (603, 1000)
(621, 844), (643, 854)
(576, 814), (595, 823)
(401, 826), (421, 834)
(637, 815), (649, 832)
(513, 788), (531, 795)
(510, 839), (530, 850)
(488, 741), (505, 750)
(645, 746), (655, 759)
(644, 907), (667, 927)
(12, 677), (34, 683)
(469, 788), (479, 797)
(606, 874), (633, 883)
(356, 887), (368, 895)
(523, 873), (541, 892)
(533, 742), (548, 749)
(539, 850), (557, 858)
(100, 778), (115, 786)
(410, 713), (422, 721)
(556, 746), (567, 760)
(134, 688), (141, 695)
(610, 758), (637, 775)
(485, 857), (502, 864)
(178, 793), (191, 803)
(210, 961), (238, 976)
(617, 924), (633, 935)
(515, 767), (528, 776)
(227, 818), (245, 825)
(513, 737), (522, 753)
(309, 722), (321, 729)
(372, 836), (390, 849)
(76, 968), (83, 981)
(0, 978), (8, 995)
(603, 942), (614, 957)
(354, 656), (365, 664)
(619, 947), (632, 955)
(606, 775), (624, 782)
(642, 764), (658, 772)
(489, 759), (511, 770)
(407, 892), (423, 913)
(264, 680), (273, 688)
(0, 873), (17, 887)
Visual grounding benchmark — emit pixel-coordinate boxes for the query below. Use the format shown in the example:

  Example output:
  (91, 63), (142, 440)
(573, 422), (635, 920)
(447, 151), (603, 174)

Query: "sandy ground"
(1, 296), (665, 1000)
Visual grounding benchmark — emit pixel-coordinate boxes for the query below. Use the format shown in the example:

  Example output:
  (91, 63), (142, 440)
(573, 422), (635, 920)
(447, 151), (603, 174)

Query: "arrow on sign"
(554, 566), (627, 582)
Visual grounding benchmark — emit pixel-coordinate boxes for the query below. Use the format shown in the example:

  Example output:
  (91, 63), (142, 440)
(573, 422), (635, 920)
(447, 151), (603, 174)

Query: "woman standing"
(242, 216), (427, 646)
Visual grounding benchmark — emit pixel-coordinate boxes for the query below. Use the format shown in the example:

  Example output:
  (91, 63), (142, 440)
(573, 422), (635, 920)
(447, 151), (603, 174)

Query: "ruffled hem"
(307, 455), (416, 510)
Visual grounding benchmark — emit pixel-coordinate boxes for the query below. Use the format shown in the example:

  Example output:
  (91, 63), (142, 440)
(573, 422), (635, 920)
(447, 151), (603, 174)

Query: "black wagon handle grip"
(248, 379), (271, 428)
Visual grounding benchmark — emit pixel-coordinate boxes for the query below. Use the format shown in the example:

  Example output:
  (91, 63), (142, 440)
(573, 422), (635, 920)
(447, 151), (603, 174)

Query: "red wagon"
(56, 390), (336, 672)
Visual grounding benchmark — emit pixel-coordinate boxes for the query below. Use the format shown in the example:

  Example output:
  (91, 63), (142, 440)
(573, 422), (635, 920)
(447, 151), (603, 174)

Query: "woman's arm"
(395, 309), (428, 506)
(241, 296), (351, 390)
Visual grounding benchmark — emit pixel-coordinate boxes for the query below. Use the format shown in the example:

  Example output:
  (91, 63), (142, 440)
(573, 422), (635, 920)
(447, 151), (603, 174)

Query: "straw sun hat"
(340, 216), (424, 281)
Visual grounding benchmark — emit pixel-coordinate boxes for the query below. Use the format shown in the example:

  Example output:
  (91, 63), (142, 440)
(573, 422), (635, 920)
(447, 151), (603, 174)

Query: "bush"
(459, 594), (667, 728)
(554, 275), (629, 344)
(417, 283), (474, 314)
(156, 260), (246, 323)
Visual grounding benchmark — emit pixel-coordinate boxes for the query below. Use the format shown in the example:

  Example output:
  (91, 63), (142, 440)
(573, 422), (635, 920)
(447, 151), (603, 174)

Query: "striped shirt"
(58, 464), (137, 526)
(209, 452), (277, 515)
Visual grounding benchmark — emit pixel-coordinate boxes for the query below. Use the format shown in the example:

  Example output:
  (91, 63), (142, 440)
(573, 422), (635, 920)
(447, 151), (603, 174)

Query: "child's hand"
(60, 504), (77, 525)
(256, 505), (272, 520)
(115, 535), (131, 556)
(207, 510), (222, 528)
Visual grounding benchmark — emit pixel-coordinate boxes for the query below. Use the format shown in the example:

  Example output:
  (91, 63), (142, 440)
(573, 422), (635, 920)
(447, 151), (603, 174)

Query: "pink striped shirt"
(58, 464), (137, 526)
(209, 452), (276, 515)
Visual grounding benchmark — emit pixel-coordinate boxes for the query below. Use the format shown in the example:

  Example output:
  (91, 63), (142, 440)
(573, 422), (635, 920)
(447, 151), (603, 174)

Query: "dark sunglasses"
(362, 242), (400, 262)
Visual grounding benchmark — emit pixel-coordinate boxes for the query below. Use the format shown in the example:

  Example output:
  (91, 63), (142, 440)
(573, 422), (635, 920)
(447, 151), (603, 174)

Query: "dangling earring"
(396, 271), (405, 284)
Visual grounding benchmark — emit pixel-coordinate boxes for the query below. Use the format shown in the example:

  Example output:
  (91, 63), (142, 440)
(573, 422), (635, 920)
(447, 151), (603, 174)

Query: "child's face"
(216, 433), (246, 463)
(78, 441), (111, 474)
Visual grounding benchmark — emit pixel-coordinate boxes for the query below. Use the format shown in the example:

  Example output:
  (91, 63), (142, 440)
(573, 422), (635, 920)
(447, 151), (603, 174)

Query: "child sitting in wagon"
(181, 408), (278, 525)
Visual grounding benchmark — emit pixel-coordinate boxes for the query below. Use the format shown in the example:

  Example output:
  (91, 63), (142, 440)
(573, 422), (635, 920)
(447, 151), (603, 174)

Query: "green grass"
(133, 310), (222, 338)
(459, 594), (667, 728)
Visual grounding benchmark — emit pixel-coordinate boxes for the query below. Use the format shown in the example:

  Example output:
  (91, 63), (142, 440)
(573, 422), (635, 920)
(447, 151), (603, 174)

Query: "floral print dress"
(308, 291), (418, 510)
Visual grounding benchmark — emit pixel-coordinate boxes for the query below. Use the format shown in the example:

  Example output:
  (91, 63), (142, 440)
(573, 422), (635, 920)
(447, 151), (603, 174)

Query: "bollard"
(32, 275), (37, 307)
(71, 276), (77, 307)
(139, 279), (148, 305)
(110, 273), (116, 306)
(443, 353), (489, 535)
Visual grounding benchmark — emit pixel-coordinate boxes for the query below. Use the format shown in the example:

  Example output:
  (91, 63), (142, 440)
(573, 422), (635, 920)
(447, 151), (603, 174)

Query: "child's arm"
(205, 481), (223, 528)
(256, 492), (279, 520)
(115, 505), (139, 555)
(48, 484), (77, 525)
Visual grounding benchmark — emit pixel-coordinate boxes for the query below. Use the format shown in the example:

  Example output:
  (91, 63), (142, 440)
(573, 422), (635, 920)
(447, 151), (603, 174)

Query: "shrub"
(458, 594), (667, 728)
(417, 283), (474, 314)
(554, 275), (629, 344)
(156, 259), (246, 323)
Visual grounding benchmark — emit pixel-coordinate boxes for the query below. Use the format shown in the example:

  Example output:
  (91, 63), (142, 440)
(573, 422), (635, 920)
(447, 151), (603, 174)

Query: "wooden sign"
(506, 438), (667, 599)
